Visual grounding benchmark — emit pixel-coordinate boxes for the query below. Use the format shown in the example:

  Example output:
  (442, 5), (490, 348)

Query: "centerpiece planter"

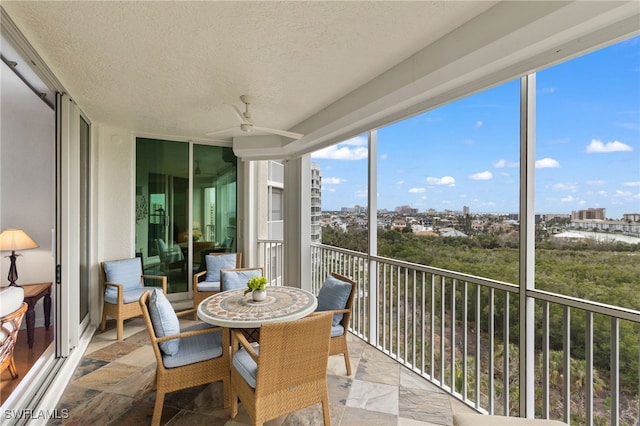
(245, 276), (268, 302)
(251, 288), (267, 302)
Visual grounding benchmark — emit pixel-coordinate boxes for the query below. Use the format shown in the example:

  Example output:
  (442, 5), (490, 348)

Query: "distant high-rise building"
(463, 205), (470, 215)
(311, 163), (322, 243)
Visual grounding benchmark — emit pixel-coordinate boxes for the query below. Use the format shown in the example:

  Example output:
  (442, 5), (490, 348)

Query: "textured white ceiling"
(1, 1), (497, 140)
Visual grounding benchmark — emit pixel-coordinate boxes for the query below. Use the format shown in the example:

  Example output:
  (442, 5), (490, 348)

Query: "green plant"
(244, 276), (267, 295)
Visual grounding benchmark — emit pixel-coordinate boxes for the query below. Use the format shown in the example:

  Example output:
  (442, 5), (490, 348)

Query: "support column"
(283, 155), (311, 290)
(519, 73), (536, 418)
(368, 130), (378, 346)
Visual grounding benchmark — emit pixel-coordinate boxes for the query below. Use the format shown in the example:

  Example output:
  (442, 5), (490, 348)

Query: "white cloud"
(323, 177), (345, 184)
(380, 153), (388, 160)
(312, 135), (369, 160)
(623, 181), (640, 187)
(396, 180), (404, 185)
(613, 189), (633, 198)
(536, 158), (560, 168)
(475, 121), (483, 128)
(469, 171), (493, 180)
(561, 195), (578, 202)
(426, 176), (456, 186)
(493, 159), (518, 168)
(408, 187), (426, 193)
(614, 122), (640, 132)
(585, 139), (633, 153)
(553, 183), (578, 192)
(587, 180), (606, 186)
(540, 87), (557, 94)
(354, 189), (367, 198)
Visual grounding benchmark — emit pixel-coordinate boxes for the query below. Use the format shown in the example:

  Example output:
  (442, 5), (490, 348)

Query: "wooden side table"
(21, 282), (52, 349)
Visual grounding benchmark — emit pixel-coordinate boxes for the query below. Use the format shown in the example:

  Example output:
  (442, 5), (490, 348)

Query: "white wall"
(96, 126), (136, 263)
(0, 61), (55, 325)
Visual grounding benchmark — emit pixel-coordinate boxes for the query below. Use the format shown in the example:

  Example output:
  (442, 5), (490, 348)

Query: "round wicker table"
(197, 286), (318, 328)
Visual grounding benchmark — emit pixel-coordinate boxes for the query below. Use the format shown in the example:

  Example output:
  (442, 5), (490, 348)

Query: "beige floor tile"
(116, 344), (156, 367)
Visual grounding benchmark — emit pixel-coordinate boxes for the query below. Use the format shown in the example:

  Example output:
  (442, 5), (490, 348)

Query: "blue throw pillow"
(103, 258), (142, 300)
(221, 269), (262, 291)
(148, 288), (180, 355)
(316, 275), (352, 326)
(205, 254), (237, 282)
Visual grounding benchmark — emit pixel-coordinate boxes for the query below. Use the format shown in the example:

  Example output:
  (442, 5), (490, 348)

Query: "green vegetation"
(322, 226), (640, 405)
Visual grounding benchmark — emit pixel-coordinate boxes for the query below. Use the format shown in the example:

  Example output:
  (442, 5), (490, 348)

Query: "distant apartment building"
(623, 213), (640, 222)
(311, 162), (322, 243)
(341, 205), (367, 214)
(572, 208), (606, 220)
(396, 205), (418, 215)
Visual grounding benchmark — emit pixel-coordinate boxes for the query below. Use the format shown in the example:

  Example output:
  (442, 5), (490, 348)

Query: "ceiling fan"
(206, 95), (303, 140)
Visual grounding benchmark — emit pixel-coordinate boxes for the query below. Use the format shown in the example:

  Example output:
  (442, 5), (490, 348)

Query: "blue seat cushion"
(104, 287), (149, 304)
(232, 343), (260, 388)
(221, 269), (262, 291)
(148, 289), (181, 356)
(316, 275), (352, 326)
(103, 258), (143, 300)
(205, 254), (237, 282)
(162, 323), (224, 368)
(331, 324), (345, 337)
(197, 281), (221, 292)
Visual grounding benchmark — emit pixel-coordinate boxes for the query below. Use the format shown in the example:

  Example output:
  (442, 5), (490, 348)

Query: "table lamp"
(0, 228), (39, 287)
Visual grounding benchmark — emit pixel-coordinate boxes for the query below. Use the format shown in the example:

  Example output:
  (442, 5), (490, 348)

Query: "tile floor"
(50, 316), (477, 425)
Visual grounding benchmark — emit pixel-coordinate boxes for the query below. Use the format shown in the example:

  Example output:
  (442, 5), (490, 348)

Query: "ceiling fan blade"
(253, 126), (303, 140)
(205, 126), (238, 137)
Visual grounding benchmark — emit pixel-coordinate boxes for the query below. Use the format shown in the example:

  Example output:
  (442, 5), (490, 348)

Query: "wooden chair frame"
(139, 291), (230, 426)
(326, 272), (357, 376)
(0, 302), (28, 379)
(230, 312), (333, 426)
(100, 260), (167, 340)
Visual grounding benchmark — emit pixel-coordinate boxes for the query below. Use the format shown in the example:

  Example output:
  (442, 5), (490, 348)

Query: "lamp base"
(7, 251), (20, 287)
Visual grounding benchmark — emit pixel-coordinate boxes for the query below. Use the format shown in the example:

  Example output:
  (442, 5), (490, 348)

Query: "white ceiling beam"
(236, 0), (638, 161)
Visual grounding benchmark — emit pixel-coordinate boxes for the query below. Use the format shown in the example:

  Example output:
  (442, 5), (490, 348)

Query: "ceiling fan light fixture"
(240, 123), (252, 133)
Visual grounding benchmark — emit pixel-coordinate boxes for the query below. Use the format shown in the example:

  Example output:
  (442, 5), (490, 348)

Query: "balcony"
(260, 241), (640, 425)
(54, 320), (477, 425)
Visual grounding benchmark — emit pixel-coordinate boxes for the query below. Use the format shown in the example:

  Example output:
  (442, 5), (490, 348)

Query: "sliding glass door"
(136, 138), (237, 296)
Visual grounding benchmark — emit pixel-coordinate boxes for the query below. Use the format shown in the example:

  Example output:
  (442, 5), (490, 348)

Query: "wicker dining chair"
(139, 289), (230, 426)
(0, 302), (28, 379)
(100, 257), (167, 340)
(192, 252), (242, 318)
(230, 312), (333, 426)
(316, 272), (357, 376)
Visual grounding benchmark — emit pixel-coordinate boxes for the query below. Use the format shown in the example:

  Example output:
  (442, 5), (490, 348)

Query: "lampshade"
(0, 228), (39, 252)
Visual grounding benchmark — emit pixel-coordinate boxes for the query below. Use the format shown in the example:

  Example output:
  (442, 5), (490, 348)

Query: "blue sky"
(312, 36), (640, 220)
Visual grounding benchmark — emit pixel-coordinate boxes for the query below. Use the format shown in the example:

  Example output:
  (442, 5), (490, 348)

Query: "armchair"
(192, 252), (242, 317)
(139, 289), (230, 426)
(154, 238), (185, 278)
(230, 312), (333, 425)
(1, 286), (27, 379)
(316, 272), (357, 376)
(100, 257), (167, 340)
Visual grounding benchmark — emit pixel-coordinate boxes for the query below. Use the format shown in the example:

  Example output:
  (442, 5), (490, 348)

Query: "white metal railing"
(257, 239), (284, 286)
(260, 240), (640, 424)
